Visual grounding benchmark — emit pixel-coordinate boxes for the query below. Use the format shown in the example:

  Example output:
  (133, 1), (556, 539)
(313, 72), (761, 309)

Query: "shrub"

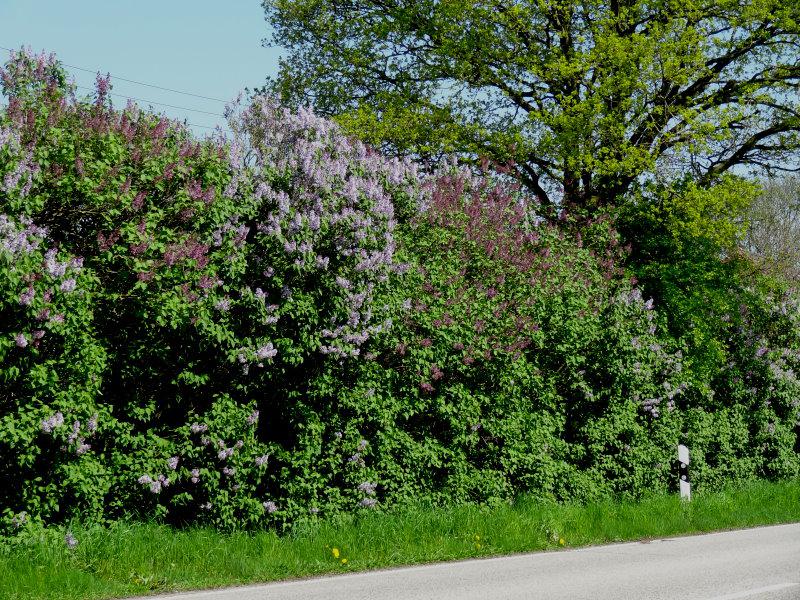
(1, 49), (797, 533)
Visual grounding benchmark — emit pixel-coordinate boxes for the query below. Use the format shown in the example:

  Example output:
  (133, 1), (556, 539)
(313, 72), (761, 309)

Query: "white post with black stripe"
(678, 444), (691, 501)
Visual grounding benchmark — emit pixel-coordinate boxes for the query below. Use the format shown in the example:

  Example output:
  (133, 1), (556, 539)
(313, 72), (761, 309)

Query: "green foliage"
(263, 0), (800, 208)
(1, 49), (798, 536)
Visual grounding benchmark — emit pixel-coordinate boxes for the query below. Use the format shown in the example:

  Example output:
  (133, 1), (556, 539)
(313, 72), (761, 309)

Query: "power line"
(0, 44), (229, 103)
(65, 63), (227, 104)
(0, 45), (232, 133)
(74, 84), (224, 117)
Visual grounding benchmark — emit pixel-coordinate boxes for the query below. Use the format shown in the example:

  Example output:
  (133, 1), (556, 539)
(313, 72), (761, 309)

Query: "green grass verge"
(2, 478), (799, 600)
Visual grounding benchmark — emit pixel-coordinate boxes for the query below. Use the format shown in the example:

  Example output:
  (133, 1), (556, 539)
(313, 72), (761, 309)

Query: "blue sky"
(0, 1), (282, 134)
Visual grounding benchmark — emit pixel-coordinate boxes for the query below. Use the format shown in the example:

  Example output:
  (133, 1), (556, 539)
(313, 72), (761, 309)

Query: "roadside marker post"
(678, 444), (691, 501)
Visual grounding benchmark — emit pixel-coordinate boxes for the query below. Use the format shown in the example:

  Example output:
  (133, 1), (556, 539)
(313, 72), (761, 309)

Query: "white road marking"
(705, 582), (799, 600)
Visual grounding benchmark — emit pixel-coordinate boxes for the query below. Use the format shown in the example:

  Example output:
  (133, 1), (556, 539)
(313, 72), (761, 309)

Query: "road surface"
(127, 523), (800, 600)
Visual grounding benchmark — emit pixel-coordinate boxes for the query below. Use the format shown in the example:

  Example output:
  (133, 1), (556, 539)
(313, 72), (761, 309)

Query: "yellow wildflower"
(559, 538), (565, 546)
(341, 558), (348, 565)
(332, 547), (340, 558)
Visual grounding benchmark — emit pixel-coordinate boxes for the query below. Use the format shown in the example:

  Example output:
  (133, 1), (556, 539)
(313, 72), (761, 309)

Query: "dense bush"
(1, 49), (798, 534)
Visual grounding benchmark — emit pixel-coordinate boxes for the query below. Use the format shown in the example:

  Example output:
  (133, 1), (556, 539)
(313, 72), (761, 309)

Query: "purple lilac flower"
(357, 481), (377, 495)
(87, 414), (98, 433)
(68, 420), (80, 444)
(222, 466), (235, 477)
(255, 454), (269, 466)
(11, 512), (27, 529)
(215, 297), (231, 312)
(76, 441), (91, 455)
(15, 333), (28, 348)
(756, 346), (769, 358)
(359, 498), (377, 508)
(262, 501), (278, 513)
(357, 439), (368, 451)
(150, 481), (162, 494)
(190, 423), (208, 434)
(167, 456), (179, 470)
(64, 532), (78, 549)
(256, 343), (277, 360)
(137, 474), (153, 485)
(190, 468), (200, 484)
(247, 410), (260, 425)
(41, 412), (64, 433)
(60, 278), (76, 293)
(19, 286), (35, 305)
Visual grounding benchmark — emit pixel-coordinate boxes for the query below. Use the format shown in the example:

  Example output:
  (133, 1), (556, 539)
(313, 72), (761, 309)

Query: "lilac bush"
(0, 48), (797, 533)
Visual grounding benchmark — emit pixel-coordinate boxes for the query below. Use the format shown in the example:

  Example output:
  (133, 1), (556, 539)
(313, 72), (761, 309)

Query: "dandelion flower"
(332, 547), (340, 559)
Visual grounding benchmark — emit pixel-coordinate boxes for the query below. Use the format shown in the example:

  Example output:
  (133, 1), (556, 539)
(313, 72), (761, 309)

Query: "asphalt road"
(129, 523), (800, 600)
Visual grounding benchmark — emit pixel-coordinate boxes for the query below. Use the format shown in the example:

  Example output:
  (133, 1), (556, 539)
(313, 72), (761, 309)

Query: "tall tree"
(263, 0), (800, 208)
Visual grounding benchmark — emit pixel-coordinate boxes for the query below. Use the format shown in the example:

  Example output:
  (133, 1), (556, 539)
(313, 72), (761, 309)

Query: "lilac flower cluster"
(138, 473), (170, 494)
(41, 411), (65, 433)
(0, 214), (46, 257)
(219, 96), (424, 362)
(0, 124), (39, 198)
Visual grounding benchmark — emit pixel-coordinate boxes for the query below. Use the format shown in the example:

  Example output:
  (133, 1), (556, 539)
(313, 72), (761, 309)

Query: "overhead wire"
(0, 45), (228, 103)
(0, 44), (232, 132)
(73, 85), (224, 117)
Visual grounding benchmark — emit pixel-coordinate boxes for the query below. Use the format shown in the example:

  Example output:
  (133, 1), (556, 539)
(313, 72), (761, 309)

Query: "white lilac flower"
(190, 468), (200, 483)
(255, 454), (269, 466)
(262, 501), (278, 513)
(190, 423), (208, 434)
(167, 456), (179, 470)
(138, 474), (153, 485)
(222, 466), (235, 477)
(359, 498), (377, 508)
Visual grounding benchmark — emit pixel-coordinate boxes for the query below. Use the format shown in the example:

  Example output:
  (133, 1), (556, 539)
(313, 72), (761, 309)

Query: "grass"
(2, 478), (799, 600)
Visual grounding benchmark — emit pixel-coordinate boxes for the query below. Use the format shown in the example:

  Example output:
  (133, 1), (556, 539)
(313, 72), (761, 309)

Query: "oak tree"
(263, 0), (800, 208)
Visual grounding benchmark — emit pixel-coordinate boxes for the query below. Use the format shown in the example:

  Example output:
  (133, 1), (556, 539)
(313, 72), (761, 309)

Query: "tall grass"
(2, 478), (798, 600)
